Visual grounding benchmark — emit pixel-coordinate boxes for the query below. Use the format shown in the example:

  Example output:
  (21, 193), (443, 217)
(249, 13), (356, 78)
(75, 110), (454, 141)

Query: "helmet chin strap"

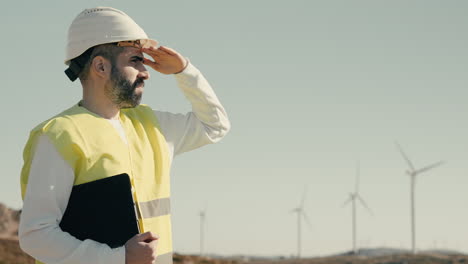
(65, 48), (94, 82)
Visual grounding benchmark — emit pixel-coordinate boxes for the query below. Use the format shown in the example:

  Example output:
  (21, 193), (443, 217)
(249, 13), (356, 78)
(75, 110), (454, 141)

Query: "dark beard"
(106, 66), (145, 109)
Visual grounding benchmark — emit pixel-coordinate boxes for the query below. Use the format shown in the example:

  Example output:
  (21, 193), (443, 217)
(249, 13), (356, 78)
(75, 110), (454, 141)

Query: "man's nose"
(138, 66), (150, 80)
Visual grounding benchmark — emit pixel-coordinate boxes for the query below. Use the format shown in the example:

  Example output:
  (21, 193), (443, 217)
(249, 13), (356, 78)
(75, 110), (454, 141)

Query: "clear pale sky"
(1, 0), (467, 257)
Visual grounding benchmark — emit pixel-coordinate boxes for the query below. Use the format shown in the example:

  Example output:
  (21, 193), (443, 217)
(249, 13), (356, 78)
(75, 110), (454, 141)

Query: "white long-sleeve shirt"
(19, 62), (230, 264)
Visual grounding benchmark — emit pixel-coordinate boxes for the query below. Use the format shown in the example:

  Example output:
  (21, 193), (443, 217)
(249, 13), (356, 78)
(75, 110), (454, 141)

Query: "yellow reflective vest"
(21, 102), (173, 264)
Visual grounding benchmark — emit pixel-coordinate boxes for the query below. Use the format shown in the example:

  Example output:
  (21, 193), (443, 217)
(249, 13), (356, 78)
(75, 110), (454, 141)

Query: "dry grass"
(0, 237), (33, 264)
(1, 238), (467, 264)
(173, 253), (468, 264)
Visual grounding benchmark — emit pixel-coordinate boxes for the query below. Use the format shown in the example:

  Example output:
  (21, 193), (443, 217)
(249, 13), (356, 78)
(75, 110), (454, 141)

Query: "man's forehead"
(119, 47), (143, 58)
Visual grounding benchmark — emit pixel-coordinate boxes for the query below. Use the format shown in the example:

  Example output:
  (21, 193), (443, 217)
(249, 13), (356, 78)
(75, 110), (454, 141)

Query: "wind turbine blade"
(341, 196), (352, 208)
(395, 142), (416, 171)
(302, 211), (313, 230)
(415, 160), (445, 175)
(357, 194), (373, 215)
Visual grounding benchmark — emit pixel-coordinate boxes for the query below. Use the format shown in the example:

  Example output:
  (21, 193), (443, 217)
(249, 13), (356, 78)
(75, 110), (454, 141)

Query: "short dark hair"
(78, 43), (125, 81)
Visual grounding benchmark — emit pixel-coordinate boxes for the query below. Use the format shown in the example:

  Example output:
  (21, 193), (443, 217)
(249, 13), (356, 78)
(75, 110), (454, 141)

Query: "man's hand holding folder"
(59, 174), (161, 264)
(125, 231), (159, 264)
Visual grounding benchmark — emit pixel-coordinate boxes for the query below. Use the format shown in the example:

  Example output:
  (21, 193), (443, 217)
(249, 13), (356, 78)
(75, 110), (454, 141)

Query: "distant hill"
(0, 203), (30, 264)
(0, 203), (20, 238)
(1, 202), (467, 264)
(0, 237), (33, 264)
(245, 253), (468, 264)
(336, 247), (467, 257)
(336, 247), (410, 257)
(1, 237), (468, 264)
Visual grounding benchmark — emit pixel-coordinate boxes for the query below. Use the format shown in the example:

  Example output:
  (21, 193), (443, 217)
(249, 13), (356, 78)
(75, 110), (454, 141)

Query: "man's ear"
(90, 56), (110, 79)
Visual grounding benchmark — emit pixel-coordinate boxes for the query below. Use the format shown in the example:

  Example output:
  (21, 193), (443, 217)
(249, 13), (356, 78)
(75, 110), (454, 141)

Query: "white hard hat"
(65, 7), (157, 65)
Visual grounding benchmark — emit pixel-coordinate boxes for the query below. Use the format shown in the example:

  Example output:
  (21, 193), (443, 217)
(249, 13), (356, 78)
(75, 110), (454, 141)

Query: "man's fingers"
(143, 46), (165, 56)
(148, 239), (159, 247)
(159, 46), (177, 55)
(136, 231), (159, 242)
(144, 46), (176, 57)
(143, 50), (162, 60)
(143, 58), (160, 70)
(143, 57), (156, 64)
(142, 231), (159, 240)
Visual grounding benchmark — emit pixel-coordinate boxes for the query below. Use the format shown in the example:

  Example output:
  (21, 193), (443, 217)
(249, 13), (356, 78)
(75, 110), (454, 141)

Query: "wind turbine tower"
(199, 210), (206, 256)
(395, 142), (444, 254)
(291, 187), (312, 258)
(342, 162), (373, 255)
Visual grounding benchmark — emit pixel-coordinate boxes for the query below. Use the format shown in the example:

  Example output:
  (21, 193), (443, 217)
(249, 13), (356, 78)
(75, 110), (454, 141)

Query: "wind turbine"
(290, 187), (312, 258)
(199, 209), (206, 256)
(395, 142), (444, 254)
(342, 161), (373, 255)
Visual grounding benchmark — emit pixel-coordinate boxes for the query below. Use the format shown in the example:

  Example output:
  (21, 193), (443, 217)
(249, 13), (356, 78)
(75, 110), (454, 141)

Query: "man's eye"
(131, 57), (143, 63)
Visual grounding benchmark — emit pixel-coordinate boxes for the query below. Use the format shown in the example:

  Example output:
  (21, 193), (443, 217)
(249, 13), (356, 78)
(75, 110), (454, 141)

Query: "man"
(18, 7), (230, 264)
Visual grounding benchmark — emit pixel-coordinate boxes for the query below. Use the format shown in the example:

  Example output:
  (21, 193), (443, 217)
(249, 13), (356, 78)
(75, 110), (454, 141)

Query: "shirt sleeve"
(154, 62), (231, 157)
(19, 134), (126, 264)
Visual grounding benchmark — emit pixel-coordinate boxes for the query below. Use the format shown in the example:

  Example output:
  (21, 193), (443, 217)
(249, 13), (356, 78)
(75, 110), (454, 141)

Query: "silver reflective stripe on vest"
(155, 252), (173, 264)
(139, 197), (171, 218)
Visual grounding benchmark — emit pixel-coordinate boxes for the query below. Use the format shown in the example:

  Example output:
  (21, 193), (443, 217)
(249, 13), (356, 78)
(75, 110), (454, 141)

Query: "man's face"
(105, 47), (150, 108)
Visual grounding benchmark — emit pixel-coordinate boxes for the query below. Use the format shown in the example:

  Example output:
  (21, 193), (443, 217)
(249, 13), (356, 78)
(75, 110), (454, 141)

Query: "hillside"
(0, 237), (33, 264)
(0, 203), (467, 264)
(2, 236), (467, 264)
(0, 203), (19, 239)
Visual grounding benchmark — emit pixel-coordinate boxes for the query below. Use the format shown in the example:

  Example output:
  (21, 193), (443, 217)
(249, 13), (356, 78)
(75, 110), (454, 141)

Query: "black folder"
(59, 173), (140, 248)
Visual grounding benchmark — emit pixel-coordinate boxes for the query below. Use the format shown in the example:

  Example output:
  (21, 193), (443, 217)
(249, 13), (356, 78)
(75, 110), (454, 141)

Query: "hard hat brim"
(64, 38), (158, 65)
